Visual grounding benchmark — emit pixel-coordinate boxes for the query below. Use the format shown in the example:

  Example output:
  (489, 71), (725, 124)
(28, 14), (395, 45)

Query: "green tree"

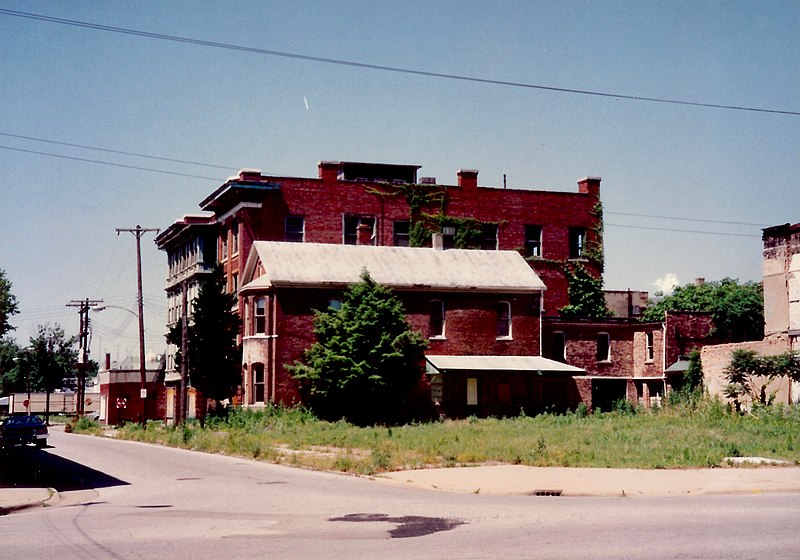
(288, 271), (428, 425)
(0, 338), (23, 395)
(559, 261), (611, 318)
(27, 325), (78, 422)
(0, 269), (19, 337)
(168, 267), (241, 417)
(724, 349), (800, 411)
(641, 278), (763, 342)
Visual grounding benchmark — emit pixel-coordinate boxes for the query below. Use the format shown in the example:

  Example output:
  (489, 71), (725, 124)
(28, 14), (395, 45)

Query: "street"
(1, 428), (798, 559)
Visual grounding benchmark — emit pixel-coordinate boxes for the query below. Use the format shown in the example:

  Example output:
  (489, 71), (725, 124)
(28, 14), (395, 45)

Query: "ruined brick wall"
(664, 311), (718, 368)
(700, 335), (793, 406)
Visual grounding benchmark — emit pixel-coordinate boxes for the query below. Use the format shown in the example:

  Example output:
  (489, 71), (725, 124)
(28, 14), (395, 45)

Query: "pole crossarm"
(66, 298), (103, 414)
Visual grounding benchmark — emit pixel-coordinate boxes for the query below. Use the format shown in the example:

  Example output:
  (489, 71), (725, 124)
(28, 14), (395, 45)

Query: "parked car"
(0, 415), (48, 448)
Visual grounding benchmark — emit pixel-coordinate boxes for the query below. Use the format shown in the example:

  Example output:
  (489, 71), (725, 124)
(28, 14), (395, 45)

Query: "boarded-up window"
(467, 377), (478, 406)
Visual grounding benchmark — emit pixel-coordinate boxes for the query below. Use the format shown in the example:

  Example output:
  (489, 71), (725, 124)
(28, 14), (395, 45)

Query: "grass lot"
(74, 400), (800, 475)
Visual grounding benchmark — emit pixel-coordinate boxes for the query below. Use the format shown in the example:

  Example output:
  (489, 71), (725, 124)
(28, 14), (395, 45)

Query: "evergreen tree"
(288, 271), (428, 425)
(168, 267), (241, 417)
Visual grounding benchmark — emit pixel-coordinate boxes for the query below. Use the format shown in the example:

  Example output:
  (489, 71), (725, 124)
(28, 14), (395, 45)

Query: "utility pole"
(67, 298), (102, 415)
(117, 225), (159, 425)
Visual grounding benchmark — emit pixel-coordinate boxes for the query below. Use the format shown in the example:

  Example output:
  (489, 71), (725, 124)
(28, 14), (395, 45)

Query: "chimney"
(457, 169), (479, 191)
(356, 222), (373, 246)
(432, 232), (444, 251)
(695, 277), (705, 286)
(238, 169), (263, 182)
(577, 176), (601, 197)
(105, 353), (111, 371)
(318, 161), (340, 182)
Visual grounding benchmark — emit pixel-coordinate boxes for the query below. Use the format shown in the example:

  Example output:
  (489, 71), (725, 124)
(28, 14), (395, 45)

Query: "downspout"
(270, 291), (277, 402)
(661, 321), (668, 398)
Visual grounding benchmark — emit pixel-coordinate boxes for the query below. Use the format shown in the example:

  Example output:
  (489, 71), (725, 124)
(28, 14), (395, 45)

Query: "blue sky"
(1, 1), (798, 362)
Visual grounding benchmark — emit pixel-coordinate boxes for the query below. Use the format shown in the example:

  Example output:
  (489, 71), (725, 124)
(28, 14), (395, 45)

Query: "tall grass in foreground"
(90, 399), (800, 475)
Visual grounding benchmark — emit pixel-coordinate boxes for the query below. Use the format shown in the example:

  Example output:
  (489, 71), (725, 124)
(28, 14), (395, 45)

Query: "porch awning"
(425, 355), (584, 374)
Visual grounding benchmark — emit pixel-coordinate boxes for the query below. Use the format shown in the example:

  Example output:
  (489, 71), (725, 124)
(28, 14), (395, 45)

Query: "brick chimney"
(457, 169), (479, 191)
(105, 353), (112, 371)
(577, 176), (601, 197)
(318, 161), (340, 182)
(238, 169), (263, 182)
(432, 232), (444, 251)
(356, 223), (373, 246)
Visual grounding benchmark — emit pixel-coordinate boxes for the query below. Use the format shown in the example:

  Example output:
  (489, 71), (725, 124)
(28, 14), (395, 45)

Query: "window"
(343, 215), (375, 245)
(597, 332), (610, 362)
(551, 331), (566, 362)
(569, 228), (586, 259)
(232, 222), (239, 255)
(497, 301), (511, 338)
(220, 235), (228, 261)
(646, 331), (655, 362)
(254, 297), (266, 334)
(393, 220), (410, 247)
(231, 273), (238, 294)
(525, 225), (542, 257)
(467, 377), (478, 406)
(480, 223), (498, 250)
(328, 298), (342, 311)
(252, 363), (265, 403)
(429, 299), (445, 338)
(285, 216), (304, 243)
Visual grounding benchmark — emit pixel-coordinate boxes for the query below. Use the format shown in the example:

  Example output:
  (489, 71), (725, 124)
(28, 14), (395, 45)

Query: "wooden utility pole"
(67, 298), (103, 414)
(117, 225), (159, 425)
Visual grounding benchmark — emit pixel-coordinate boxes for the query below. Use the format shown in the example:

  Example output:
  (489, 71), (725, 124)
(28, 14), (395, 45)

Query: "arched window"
(497, 301), (512, 339)
(429, 300), (445, 338)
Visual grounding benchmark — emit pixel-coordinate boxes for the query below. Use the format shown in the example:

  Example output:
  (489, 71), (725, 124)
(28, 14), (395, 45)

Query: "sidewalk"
(375, 462), (800, 497)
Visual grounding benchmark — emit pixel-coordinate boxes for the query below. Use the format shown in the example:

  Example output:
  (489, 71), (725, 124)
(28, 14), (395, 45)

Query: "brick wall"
(212, 167), (601, 318)
(700, 335), (793, 406)
(242, 287), (542, 406)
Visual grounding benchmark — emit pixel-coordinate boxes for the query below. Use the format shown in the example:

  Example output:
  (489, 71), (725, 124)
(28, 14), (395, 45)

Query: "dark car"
(0, 415), (48, 448)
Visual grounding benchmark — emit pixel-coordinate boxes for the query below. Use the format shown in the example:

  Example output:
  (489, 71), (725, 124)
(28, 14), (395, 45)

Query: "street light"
(93, 304), (148, 425)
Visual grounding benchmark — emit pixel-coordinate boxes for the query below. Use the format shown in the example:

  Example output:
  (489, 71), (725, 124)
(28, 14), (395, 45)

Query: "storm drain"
(530, 489), (563, 497)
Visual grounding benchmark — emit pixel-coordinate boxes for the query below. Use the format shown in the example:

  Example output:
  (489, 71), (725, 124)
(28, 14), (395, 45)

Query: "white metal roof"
(425, 355), (584, 373)
(241, 241), (546, 293)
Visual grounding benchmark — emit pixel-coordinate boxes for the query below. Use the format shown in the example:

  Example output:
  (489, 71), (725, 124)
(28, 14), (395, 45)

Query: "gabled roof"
(426, 355), (583, 373)
(240, 241), (546, 293)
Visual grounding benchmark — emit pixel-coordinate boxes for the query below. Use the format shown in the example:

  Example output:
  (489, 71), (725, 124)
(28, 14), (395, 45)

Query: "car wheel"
(35, 440), (47, 448)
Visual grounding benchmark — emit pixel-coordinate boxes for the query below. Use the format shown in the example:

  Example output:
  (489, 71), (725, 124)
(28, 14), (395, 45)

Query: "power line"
(1, 8), (797, 117)
(0, 131), (237, 170)
(0, 144), (223, 181)
(605, 211), (770, 228)
(605, 222), (761, 238)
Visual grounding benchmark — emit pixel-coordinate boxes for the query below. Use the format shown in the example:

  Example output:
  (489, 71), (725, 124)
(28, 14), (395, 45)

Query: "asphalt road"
(1, 429), (798, 559)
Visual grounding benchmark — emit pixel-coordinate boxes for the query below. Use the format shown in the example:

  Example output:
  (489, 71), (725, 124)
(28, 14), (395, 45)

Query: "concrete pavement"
(3, 460), (799, 514)
(374, 462), (800, 497)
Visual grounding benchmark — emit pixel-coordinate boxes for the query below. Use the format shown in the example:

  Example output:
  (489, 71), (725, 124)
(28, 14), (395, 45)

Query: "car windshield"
(4, 415), (44, 426)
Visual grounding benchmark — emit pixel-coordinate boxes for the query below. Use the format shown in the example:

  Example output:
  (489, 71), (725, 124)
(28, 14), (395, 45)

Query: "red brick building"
(237, 239), (581, 417)
(198, 162), (603, 318)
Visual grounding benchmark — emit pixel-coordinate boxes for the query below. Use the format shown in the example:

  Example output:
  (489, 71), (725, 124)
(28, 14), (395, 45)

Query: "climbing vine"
(366, 182), (500, 249)
(582, 201), (605, 272)
(560, 201), (609, 317)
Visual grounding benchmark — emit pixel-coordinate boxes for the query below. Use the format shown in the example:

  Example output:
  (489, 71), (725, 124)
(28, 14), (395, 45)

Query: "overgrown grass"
(78, 399), (800, 475)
